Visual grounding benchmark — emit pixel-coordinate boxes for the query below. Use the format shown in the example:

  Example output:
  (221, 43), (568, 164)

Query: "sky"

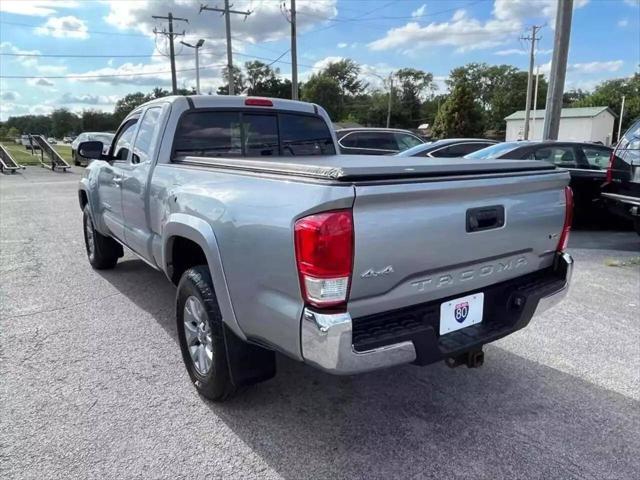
(0, 0), (638, 121)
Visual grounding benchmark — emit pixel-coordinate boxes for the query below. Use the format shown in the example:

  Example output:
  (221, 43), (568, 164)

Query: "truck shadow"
(98, 258), (639, 480)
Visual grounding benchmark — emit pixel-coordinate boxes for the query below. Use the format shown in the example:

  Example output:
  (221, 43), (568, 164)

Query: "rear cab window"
(172, 109), (335, 159)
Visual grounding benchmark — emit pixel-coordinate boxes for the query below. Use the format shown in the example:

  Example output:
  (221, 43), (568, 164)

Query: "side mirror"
(78, 141), (104, 160)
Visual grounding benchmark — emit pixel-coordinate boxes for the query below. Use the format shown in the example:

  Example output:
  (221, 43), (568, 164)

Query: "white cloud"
(0, 1), (79, 17)
(368, 10), (521, 54)
(494, 48), (553, 56)
(35, 16), (89, 39)
(1, 41), (68, 75)
(539, 60), (624, 74)
(493, 0), (589, 23)
(103, 0), (336, 43)
(412, 4), (427, 18)
(337, 42), (348, 48)
(27, 78), (55, 87)
(617, 18), (629, 27)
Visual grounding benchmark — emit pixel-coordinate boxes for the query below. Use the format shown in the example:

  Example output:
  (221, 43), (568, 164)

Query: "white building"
(504, 106), (616, 145)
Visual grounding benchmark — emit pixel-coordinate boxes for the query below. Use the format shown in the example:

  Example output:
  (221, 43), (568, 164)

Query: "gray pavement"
(1, 167), (639, 480)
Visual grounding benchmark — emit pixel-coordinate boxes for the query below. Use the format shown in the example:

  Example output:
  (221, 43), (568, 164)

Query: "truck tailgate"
(348, 169), (570, 318)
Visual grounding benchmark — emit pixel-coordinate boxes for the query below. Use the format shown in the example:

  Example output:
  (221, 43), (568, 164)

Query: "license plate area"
(439, 293), (484, 335)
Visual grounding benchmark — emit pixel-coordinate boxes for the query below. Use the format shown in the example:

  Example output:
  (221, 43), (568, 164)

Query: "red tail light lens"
(294, 210), (353, 308)
(557, 186), (573, 252)
(245, 97), (273, 107)
(605, 150), (615, 183)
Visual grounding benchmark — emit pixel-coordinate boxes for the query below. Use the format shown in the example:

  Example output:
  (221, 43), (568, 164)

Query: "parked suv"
(336, 128), (424, 155)
(602, 119), (640, 234)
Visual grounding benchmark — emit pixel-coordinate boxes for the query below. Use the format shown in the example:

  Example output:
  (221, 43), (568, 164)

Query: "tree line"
(1, 59), (637, 141)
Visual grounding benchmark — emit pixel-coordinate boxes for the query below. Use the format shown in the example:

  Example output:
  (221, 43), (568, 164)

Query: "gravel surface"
(1, 167), (639, 480)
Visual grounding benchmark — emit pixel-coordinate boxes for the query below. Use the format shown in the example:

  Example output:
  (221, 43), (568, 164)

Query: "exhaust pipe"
(445, 349), (484, 369)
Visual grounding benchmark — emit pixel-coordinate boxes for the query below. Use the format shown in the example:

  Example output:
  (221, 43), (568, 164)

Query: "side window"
(173, 111), (242, 157)
(132, 107), (163, 164)
(582, 147), (611, 170)
(356, 132), (398, 151)
(395, 133), (422, 151)
(280, 114), (335, 155)
(438, 142), (494, 157)
(112, 119), (138, 161)
(243, 114), (278, 157)
(533, 147), (577, 167)
(339, 133), (358, 148)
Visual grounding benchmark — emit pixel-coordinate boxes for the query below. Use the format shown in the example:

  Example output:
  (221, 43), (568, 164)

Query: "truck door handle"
(466, 205), (505, 232)
(112, 176), (122, 185)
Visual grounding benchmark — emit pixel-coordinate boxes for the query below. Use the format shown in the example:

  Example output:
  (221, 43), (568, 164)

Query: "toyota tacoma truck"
(77, 95), (573, 401)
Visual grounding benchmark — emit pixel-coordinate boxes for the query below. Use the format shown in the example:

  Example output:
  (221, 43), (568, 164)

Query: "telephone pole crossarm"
(200, 2), (252, 95)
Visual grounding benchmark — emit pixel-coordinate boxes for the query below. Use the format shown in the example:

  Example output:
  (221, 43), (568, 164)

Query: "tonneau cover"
(176, 154), (557, 181)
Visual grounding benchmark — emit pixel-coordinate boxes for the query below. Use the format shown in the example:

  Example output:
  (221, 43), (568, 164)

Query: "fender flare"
(162, 213), (246, 341)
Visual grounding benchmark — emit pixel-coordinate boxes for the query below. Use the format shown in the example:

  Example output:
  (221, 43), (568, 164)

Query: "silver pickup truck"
(77, 95), (573, 401)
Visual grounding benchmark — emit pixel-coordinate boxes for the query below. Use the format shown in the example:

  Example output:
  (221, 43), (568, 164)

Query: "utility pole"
(152, 13), (188, 95)
(617, 95), (626, 142)
(522, 25), (542, 140)
(386, 74), (393, 128)
(531, 65), (540, 139)
(281, 1), (298, 99)
(291, 0), (298, 100)
(200, 2), (252, 95)
(181, 39), (205, 94)
(543, 0), (573, 140)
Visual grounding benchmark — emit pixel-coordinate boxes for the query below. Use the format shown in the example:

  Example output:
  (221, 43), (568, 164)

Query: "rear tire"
(82, 205), (121, 269)
(176, 266), (237, 401)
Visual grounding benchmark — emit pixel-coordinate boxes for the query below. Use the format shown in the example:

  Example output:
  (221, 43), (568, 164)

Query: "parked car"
(47, 137), (57, 144)
(336, 127), (424, 155)
(396, 138), (498, 158)
(77, 95), (573, 401)
(20, 134), (40, 151)
(601, 118), (640, 234)
(466, 141), (612, 222)
(72, 132), (114, 165)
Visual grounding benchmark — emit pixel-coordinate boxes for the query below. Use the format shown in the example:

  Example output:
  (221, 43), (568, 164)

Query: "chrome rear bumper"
(301, 252), (573, 375)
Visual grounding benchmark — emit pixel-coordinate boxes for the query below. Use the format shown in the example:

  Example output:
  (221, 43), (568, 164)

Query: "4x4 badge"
(361, 265), (394, 278)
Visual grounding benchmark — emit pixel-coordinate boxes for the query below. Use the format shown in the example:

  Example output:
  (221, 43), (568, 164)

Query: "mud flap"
(223, 324), (276, 388)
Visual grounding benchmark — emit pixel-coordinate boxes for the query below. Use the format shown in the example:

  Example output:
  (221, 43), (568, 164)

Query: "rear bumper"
(301, 252), (573, 375)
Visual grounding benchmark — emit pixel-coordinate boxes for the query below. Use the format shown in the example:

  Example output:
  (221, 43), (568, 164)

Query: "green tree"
(432, 83), (485, 138)
(50, 108), (80, 138)
(113, 92), (148, 124)
(323, 59), (366, 97)
(243, 61), (292, 98)
(81, 110), (118, 132)
(217, 66), (246, 95)
(394, 68), (435, 127)
(448, 62), (548, 133)
(574, 73), (640, 135)
(301, 74), (342, 119)
(7, 126), (19, 140)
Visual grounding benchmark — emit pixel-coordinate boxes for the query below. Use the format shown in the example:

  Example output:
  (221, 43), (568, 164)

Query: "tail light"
(605, 150), (615, 184)
(294, 210), (353, 309)
(557, 186), (573, 252)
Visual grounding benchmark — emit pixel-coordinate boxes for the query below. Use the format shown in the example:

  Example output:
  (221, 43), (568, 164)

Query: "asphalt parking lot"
(1, 167), (639, 480)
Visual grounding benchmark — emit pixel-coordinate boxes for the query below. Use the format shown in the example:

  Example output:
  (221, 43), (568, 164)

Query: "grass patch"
(1, 142), (74, 166)
(605, 257), (640, 267)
